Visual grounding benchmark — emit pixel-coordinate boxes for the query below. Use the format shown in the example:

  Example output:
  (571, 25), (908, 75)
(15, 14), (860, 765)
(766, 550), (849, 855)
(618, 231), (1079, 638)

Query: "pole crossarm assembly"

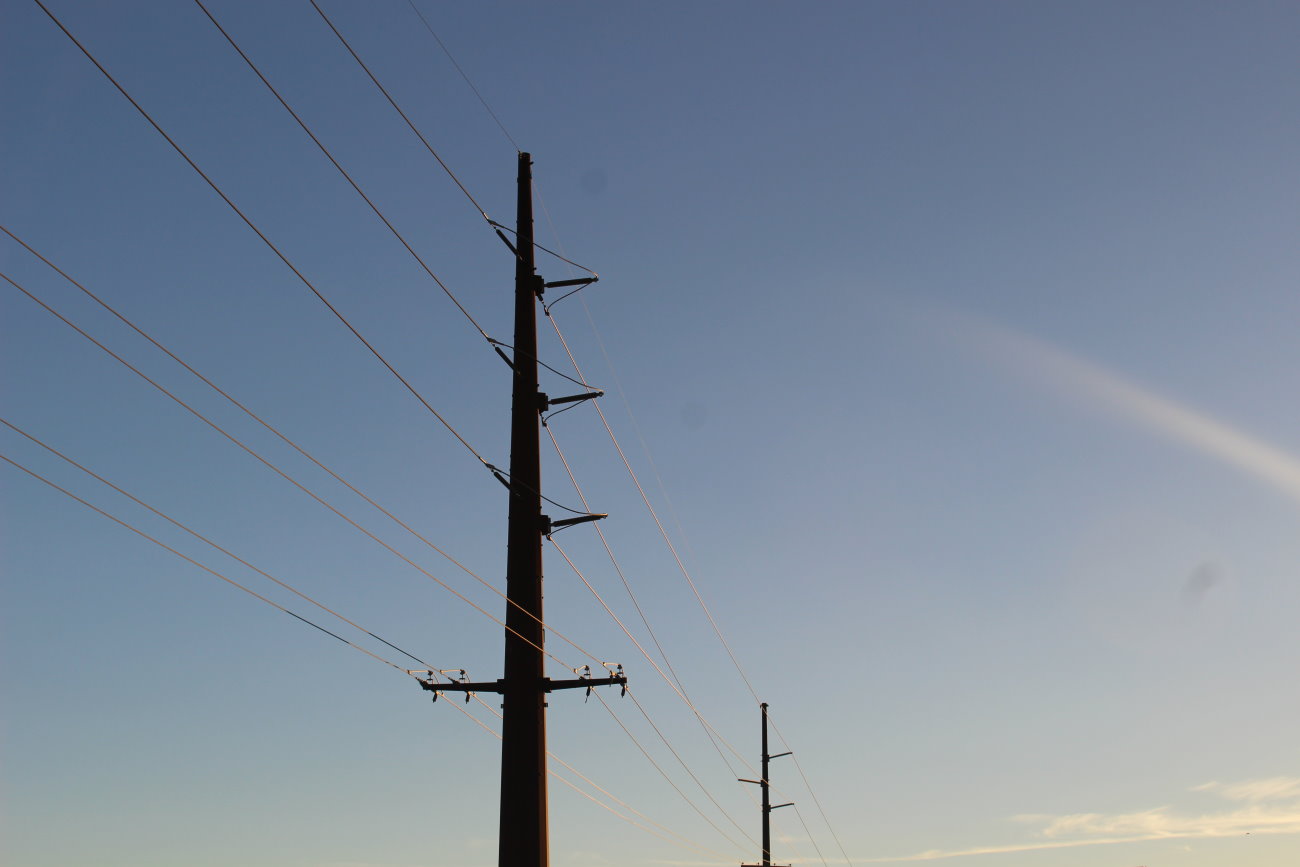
(414, 153), (624, 867)
(739, 702), (792, 867)
(415, 672), (627, 701)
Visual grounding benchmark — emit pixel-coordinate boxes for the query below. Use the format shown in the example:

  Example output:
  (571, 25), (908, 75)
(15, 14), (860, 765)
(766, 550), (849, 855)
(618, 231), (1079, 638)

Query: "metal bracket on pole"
(543, 278), (597, 290)
(539, 390), (604, 410)
(540, 513), (606, 536)
(542, 276), (599, 311)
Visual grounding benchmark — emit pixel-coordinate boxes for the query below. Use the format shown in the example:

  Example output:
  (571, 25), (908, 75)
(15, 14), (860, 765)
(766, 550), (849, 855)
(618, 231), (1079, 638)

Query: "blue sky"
(3, 2), (1299, 866)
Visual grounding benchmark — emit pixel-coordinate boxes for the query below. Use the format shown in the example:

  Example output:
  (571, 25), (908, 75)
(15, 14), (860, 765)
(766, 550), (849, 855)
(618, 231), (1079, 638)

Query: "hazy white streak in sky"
(953, 313), (1300, 508)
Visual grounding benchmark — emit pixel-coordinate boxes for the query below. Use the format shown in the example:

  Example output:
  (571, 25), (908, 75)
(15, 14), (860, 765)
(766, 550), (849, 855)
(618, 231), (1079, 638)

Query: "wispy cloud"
(655, 778), (1300, 866)
(850, 776), (1300, 864)
(942, 310), (1300, 508)
(1202, 776), (1300, 802)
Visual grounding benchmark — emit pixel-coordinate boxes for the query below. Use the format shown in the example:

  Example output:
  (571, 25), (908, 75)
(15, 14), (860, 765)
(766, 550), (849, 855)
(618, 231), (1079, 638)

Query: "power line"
(551, 756), (730, 859)
(1, 451), (416, 677)
(1, 416), (435, 671)
(591, 689), (750, 856)
(468, 696), (731, 860)
(529, 185), (693, 576)
(336, 2), (600, 283)
(547, 311), (763, 703)
(576, 294), (703, 566)
(1, 269), (596, 674)
(620, 687), (760, 848)
(527, 202), (757, 704)
(403, 0), (521, 153)
(768, 711), (856, 867)
(31, 0), (494, 473)
(461, 695), (722, 858)
(551, 312), (853, 863)
(544, 473), (756, 779)
(528, 180), (774, 814)
(307, 0), (494, 226)
(441, 691), (700, 851)
(493, 221), (600, 280)
(6, 423), (717, 860)
(545, 435), (766, 836)
(0, 224), (605, 679)
(21, 7), (853, 861)
(530, 167), (850, 866)
(790, 803), (832, 867)
(190, 0), (494, 346)
(489, 339), (599, 390)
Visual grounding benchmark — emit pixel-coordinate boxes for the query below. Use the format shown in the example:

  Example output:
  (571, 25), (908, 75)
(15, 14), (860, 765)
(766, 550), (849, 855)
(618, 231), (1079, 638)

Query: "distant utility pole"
(415, 153), (620, 867)
(740, 702), (793, 867)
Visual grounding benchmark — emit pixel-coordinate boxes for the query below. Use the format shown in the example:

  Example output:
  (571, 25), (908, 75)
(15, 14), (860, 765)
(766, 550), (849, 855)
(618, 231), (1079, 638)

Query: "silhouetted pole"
(741, 702), (792, 867)
(498, 150), (548, 867)
(414, 153), (617, 867)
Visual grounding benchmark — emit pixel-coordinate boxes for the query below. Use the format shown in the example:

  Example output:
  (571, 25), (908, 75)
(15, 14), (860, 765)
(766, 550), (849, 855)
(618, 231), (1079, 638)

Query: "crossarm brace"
(418, 675), (626, 696)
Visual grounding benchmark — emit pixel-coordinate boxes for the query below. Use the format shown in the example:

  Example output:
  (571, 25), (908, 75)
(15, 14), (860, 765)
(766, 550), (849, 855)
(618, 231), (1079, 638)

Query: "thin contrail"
(945, 310), (1300, 508)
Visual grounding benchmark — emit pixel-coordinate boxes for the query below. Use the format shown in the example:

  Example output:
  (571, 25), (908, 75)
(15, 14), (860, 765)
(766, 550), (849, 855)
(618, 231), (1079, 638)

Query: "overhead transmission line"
(545, 428), (757, 770)
(495, 221), (601, 282)
(551, 311), (857, 865)
(467, 695), (732, 860)
(190, 0), (492, 345)
(548, 512), (762, 814)
(0, 226), (606, 677)
(31, 0), (494, 475)
(1, 441), (715, 861)
(523, 181), (761, 706)
(0, 451), (417, 677)
(402, 0), (521, 153)
(306, 0), (493, 226)
(519, 182), (761, 788)
(1, 435), (707, 862)
(546, 312), (762, 702)
(309, 4), (756, 848)
(548, 532), (769, 829)
(590, 689), (750, 856)
(3, 430), (719, 859)
(1, 416), (435, 672)
(546, 430), (769, 819)
(768, 711), (857, 867)
(617, 685), (759, 848)
(189, 1), (603, 527)
(231, 0), (805, 852)
(314, 0), (599, 283)
(0, 269), (599, 675)
(455, 704), (681, 855)
(529, 201), (852, 862)
(382, 3), (846, 854)
(789, 804), (832, 867)
(325, 0), (599, 281)
(25, 4), (807, 859)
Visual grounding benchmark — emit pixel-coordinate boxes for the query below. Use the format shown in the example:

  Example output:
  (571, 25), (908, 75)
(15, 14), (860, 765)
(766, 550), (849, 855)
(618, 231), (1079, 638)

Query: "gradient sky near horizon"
(3, 2), (1299, 866)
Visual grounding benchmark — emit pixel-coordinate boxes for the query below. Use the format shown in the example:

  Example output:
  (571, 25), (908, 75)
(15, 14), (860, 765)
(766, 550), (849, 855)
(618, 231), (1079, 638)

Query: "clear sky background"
(3, 2), (1299, 866)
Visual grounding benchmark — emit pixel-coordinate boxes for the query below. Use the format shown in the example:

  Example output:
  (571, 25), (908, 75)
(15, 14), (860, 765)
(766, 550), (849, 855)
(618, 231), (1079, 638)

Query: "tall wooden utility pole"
(740, 702), (793, 867)
(418, 152), (619, 867)
(498, 145), (550, 867)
